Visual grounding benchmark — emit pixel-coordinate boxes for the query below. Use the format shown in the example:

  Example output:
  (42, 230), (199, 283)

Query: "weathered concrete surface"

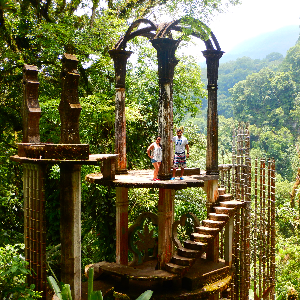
(22, 64), (41, 143)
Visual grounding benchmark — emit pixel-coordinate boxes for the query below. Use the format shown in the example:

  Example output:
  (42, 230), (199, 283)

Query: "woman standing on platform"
(147, 136), (162, 181)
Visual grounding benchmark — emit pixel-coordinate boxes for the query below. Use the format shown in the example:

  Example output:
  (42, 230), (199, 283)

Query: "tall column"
(151, 38), (180, 180)
(60, 164), (82, 300)
(202, 50), (223, 175)
(116, 187), (129, 265)
(157, 188), (175, 268)
(59, 53), (82, 300)
(109, 50), (132, 174)
(22, 64), (41, 143)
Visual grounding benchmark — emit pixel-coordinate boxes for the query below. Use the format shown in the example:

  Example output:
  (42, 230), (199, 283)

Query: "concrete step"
(214, 206), (235, 215)
(191, 232), (213, 243)
(195, 226), (220, 236)
(177, 247), (202, 258)
(202, 219), (226, 228)
(218, 193), (232, 201)
(219, 200), (244, 208)
(208, 213), (230, 222)
(165, 262), (188, 275)
(218, 187), (226, 195)
(184, 240), (207, 251)
(171, 254), (194, 266)
(182, 260), (231, 291)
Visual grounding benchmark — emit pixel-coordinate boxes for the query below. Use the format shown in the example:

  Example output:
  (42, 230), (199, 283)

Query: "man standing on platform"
(171, 128), (189, 180)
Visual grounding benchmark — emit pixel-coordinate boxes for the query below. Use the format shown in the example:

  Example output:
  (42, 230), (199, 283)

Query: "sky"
(181, 0), (300, 60)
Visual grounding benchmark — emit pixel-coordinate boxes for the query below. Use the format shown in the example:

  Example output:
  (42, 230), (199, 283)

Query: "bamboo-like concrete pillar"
(22, 65), (41, 143)
(109, 50), (132, 174)
(58, 53), (82, 300)
(202, 50), (223, 175)
(116, 187), (129, 265)
(23, 163), (47, 298)
(157, 188), (175, 269)
(151, 38), (180, 180)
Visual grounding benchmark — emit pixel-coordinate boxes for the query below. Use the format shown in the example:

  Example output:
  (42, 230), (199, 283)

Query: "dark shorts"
(173, 152), (186, 169)
(151, 158), (157, 163)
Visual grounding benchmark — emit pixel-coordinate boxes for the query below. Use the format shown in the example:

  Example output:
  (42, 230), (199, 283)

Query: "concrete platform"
(85, 169), (218, 190)
(81, 258), (232, 300)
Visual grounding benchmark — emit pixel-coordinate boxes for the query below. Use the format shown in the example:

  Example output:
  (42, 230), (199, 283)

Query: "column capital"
(22, 64), (41, 143)
(202, 49), (224, 88)
(59, 53), (81, 144)
(109, 50), (132, 88)
(151, 38), (180, 84)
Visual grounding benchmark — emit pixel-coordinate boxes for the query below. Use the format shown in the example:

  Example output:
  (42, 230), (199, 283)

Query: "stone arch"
(113, 18), (221, 51)
(110, 18), (224, 176)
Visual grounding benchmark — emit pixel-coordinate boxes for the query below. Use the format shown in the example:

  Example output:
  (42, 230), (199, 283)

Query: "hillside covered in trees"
(0, 0), (300, 299)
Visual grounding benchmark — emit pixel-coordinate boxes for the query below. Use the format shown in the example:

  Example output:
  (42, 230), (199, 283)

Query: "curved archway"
(110, 18), (224, 176)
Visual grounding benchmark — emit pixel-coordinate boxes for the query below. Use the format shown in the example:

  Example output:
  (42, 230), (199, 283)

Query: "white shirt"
(173, 135), (188, 154)
(151, 142), (162, 162)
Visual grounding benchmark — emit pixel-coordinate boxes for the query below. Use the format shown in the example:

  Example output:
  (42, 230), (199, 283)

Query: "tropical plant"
(48, 268), (153, 300)
(0, 244), (42, 300)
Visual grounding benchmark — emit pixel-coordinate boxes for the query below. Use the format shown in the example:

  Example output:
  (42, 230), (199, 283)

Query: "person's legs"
(172, 167), (176, 178)
(153, 162), (159, 179)
(180, 167), (184, 177)
(171, 156), (177, 179)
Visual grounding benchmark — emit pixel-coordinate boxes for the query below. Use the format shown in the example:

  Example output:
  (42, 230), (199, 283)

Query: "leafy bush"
(276, 234), (300, 299)
(0, 244), (42, 299)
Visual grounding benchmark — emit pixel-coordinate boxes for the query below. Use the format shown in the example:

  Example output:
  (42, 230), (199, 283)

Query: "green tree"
(250, 125), (297, 180)
(230, 68), (298, 134)
(281, 40), (300, 85)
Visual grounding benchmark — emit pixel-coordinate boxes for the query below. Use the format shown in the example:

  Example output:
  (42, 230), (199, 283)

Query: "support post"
(23, 163), (47, 298)
(59, 53), (82, 300)
(109, 50), (132, 174)
(204, 179), (219, 262)
(151, 38), (180, 180)
(60, 164), (81, 300)
(202, 50), (223, 175)
(224, 216), (234, 267)
(204, 179), (219, 214)
(116, 187), (129, 265)
(157, 188), (175, 268)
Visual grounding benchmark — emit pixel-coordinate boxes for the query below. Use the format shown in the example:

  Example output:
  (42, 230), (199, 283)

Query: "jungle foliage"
(214, 40), (300, 299)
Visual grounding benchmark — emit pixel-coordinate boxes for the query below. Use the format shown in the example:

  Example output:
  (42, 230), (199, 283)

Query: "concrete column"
(151, 38), (180, 180)
(109, 50), (132, 174)
(157, 188), (175, 268)
(204, 179), (219, 262)
(60, 164), (81, 300)
(116, 187), (129, 265)
(58, 53), (82, 300)
(224, 216), (234, 267)
(202, 50), (223, 175)
(204, 179), (219, 213)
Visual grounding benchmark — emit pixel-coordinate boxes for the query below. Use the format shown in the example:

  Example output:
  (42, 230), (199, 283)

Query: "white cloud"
(178, 0), (300, 61)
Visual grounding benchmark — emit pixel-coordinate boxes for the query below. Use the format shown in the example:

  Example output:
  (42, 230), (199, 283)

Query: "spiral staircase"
(163, 188), (244, 293)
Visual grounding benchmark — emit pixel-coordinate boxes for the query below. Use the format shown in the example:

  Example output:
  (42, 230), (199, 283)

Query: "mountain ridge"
(219, 25), (299, 63)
